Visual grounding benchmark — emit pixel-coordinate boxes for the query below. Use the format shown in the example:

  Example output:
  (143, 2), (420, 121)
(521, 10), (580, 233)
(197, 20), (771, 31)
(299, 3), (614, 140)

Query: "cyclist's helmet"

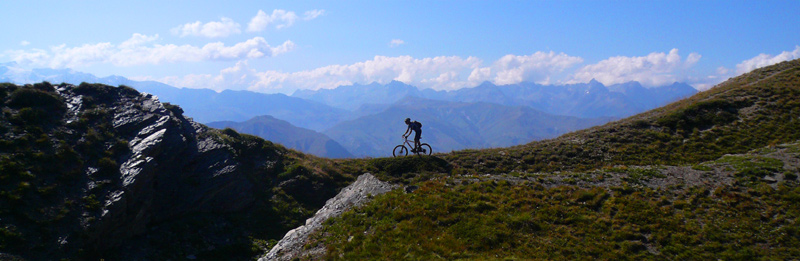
(404, 118), (411, 124)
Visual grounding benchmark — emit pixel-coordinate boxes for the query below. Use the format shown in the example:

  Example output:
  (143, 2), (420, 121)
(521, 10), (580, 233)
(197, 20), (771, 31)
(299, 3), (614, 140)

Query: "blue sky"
(2, 0), (799, 93)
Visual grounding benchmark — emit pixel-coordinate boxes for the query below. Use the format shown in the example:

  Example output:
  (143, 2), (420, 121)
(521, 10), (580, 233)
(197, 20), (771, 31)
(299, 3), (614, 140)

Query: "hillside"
(208, 115), (353, 158)
(443, 59), (800, 174)
(285, 59), (800, 259)
(0, 82), (354, 260)
(323, 96), (613, 157)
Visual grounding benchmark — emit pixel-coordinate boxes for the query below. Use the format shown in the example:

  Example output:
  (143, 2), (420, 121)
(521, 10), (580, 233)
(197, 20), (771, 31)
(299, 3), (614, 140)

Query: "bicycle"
(393, 136), (432, 157)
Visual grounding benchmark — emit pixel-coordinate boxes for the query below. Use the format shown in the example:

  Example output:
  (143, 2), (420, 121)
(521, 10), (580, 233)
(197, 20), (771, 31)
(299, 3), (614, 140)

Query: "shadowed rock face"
(0, 83), (345, 260)
(58, 84), (285, 254)
(72, 87), (267, 252)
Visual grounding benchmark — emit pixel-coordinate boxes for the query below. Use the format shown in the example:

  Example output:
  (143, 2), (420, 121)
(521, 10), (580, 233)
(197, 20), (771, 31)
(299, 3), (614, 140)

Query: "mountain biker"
(403, 118), (423, 152)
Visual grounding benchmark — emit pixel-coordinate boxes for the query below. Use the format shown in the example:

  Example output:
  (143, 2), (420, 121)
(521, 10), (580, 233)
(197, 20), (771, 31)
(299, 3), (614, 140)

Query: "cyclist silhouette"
(403, 118), (422, 152)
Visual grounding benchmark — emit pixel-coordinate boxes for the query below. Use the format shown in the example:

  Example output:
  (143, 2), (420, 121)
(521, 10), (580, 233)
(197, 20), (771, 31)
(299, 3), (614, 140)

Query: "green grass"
(716, 155), (784, 178)
(311, 176), (800, 260)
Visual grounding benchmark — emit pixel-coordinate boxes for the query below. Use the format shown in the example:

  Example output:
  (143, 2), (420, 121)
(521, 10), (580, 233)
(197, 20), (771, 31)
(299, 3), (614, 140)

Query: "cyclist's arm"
(403, 125), (411, 136)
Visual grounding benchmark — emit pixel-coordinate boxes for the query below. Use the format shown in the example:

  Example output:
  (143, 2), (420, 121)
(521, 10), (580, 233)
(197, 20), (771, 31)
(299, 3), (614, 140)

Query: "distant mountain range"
(324, 96), (614, 157)
(207, 115), (353, 158)
(131, 85), (351, 131)
(294, 79), (698, 118)
(1, 62), (697, 157)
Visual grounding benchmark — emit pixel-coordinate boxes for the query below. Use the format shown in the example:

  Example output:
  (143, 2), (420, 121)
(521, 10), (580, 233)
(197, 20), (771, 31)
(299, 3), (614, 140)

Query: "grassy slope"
(308, 59), (800, 259)
(444, 59), (800, 174)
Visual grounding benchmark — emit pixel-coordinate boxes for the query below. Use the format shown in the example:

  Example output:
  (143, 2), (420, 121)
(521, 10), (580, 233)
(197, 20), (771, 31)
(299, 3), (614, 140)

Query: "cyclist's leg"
(414, 131), (421, 151)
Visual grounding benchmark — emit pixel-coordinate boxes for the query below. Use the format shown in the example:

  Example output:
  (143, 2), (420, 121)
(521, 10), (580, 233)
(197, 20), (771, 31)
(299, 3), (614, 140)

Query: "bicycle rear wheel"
(418, 143), (432, 156)
(393, 145), (408, 157)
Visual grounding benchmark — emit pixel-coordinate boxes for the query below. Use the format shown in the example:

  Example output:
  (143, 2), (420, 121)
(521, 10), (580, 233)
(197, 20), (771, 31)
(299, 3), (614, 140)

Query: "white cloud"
(153, 52), (588, 93)
(389, 39), (405, 48)
(119, 33), (159, 49)
(490, 52), (584, 85)
(304, 9), (325, 20)
(171, 17), (241, 38)
(569, 48), (701, 87)
(250, 55), (485, 92)
(144, 60), (257, 92)
(5, 34), (295, 68)
(247, 9), (299, 32)
(20, 41), (30, 46)
(735, 45), (800, 75)
(468, 67), (491, 83)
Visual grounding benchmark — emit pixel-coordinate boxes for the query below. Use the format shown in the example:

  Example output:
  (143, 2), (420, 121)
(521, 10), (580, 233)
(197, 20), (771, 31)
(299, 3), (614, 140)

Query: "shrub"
(163, 102), (184, 116)
(6, 87), (66, 113)
(32, 82), (55, 92)
(96, 157), (118, 177)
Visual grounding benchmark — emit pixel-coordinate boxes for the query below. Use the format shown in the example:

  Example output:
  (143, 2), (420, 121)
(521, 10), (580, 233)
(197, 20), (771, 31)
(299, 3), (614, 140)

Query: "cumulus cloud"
(489, 52), (584, 85)
(5, 33), (295, 68)
(247, 9), (299, 32)
(389, 39), (405, 48)
(171, 17), (241, 38)
(569, 48), (701, 87)
(735, 45), (800, 75)
(144, 60), (257, 92)
(304, 9), (325, 20)
(154, 52), (588, 93)
(249, 55), (484, 92)
(20, 41), (30, 46)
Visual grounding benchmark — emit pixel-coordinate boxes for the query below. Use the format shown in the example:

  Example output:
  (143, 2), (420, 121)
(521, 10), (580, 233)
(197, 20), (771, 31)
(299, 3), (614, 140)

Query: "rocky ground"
(260, 173), (396, 261)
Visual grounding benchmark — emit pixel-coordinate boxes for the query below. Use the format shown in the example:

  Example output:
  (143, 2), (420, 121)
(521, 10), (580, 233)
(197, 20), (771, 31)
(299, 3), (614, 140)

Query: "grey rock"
(260, 173), (397, 261)
(46, 84), (279, 254)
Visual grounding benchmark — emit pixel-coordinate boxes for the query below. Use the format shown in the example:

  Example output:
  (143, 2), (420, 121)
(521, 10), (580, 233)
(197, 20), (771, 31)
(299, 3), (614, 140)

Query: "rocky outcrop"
(0, 83), (345, 259)
(261, 173), (397, 261)
(54, 84), (280, 253)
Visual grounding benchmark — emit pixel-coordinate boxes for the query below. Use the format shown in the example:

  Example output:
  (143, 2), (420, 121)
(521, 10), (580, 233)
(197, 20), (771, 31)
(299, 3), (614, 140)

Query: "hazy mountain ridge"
(136, 87), (352, 131)
(324, 96), (614, 157)
(292, 80), (424, 111)
(207, 115), (353, 158)
(293, 78), (698, 118)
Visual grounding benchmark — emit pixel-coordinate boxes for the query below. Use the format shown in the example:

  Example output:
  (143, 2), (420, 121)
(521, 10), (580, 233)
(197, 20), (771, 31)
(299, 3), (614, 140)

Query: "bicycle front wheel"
(393, 145), (408, 157)
(418, 143), (432, 156)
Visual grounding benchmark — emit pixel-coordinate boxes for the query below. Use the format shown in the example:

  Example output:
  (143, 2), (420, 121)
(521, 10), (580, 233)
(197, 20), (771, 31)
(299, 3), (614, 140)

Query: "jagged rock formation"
(0, 82), (350, 259)
(261, 173), (397, 261)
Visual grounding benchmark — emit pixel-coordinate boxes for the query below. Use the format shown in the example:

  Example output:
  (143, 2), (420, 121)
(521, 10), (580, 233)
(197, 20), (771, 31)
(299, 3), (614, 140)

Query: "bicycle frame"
(403, 138), (418, 150)
(394, 137), (431, 157)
